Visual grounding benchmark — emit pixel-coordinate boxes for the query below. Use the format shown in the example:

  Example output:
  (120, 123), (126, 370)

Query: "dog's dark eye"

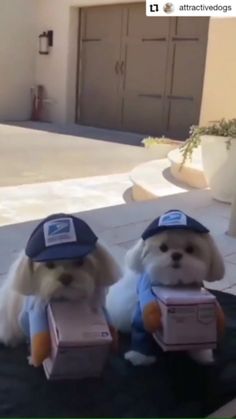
(46, 262), (55, 269)
(185, 245), (194, 254)
(73, 259), (84, 267)
(160, 243), (168, 252)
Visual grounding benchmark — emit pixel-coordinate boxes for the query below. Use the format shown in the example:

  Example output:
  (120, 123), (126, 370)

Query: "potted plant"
(180, 119), (236, 203)
(141, 136), (181, 159)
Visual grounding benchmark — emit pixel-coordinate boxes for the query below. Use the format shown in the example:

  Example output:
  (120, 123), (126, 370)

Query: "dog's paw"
(124, 350), (156, 366)
(188, 349), (214, 365)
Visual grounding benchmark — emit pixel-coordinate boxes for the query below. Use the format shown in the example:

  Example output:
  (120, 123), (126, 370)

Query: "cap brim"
(160, 225), (209, 233)
(142, 224), (209, 240)
(30, 243), (96, 262)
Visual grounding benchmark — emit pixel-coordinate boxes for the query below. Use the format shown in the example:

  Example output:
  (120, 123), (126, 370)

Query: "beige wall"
(0, 0), (37, 121)
(200, 18), (236, 125)
(35, 1), (71, 123)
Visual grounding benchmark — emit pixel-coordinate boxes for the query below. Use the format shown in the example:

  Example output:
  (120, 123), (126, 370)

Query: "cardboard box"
(43, 301), (112, 380)
(152, 286), (217, 351)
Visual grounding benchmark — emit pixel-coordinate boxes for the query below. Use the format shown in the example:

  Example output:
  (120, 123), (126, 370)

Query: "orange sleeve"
(142, 301), (162, 333)
(31, 332), (51, 367)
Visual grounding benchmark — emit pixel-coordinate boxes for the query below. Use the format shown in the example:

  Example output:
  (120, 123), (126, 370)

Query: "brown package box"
(43, 301), (112, 380)
(152, 286), (217, 351)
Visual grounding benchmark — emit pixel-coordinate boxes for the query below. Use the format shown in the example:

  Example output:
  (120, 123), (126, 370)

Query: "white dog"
(106, 210), (225, 366)
(0, 213), (120, 349)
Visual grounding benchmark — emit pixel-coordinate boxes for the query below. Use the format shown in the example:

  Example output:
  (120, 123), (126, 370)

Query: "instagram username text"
(149, 4), (232, 13)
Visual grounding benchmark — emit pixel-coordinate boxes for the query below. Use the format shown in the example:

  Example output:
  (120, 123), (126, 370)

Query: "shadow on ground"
(7, 121), (145, 147)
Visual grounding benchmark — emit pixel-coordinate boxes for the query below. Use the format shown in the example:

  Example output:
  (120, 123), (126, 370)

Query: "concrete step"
(168, 146), (207, 189)
(130, 158), (195, 201)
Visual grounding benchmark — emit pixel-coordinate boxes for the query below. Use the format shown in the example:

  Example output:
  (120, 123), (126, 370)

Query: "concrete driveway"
(0, 122), (152, 187)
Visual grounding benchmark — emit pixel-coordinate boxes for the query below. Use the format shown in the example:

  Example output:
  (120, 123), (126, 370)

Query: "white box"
(43, 302), (112, 380)
(152, 286), (217, 351)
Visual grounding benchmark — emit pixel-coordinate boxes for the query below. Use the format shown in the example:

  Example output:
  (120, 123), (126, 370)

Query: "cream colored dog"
(106, 212), (225, 366)
(0, 214), (120, 348)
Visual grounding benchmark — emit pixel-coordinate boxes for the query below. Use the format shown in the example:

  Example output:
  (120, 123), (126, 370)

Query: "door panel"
(127, 3), (170, 38)
(166, 101), (196, 140)
(121, 4), (170, 134)
(123, 43), (168, 92)
(164, 17), (209, 138)
(122, 96), (164, 134)
(122, 42), (168, 133)
(78, 6), (123, 129)
(82, 5), (122, 38)
(175, 16), (209, 38)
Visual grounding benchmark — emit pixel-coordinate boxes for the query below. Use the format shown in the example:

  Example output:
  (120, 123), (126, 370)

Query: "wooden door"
(77, 4), (209, 139)
(77, 5), (123, 129)
(163, 17), (209, 138)
(120, 4), (170, 134)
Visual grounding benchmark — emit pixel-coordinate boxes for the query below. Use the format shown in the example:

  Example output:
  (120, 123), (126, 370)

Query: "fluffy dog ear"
(94, 243), (121, 286)
(205, 235), (225, 282)
(125, 239), (144, 273)
(9, 251), (36, 295)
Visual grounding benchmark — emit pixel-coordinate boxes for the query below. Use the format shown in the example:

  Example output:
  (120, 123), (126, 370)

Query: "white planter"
(201, 135), (236, 203)
(143, 141), (181, 160)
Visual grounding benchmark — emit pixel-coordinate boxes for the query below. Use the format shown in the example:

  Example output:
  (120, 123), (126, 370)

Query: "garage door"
(77, 3), (209, 139)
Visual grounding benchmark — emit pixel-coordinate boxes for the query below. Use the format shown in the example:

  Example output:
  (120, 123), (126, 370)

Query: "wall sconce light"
(39, 30), (53, 55)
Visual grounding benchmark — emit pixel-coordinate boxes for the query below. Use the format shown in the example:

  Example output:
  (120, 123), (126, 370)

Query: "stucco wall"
(0, 0), (37, 121)
(36, 1), (71, 123)
(200, 18), (236, 125)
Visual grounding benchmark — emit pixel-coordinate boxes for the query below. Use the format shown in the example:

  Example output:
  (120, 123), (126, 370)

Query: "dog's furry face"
(12, 243), (121, 302)
(126, 230), (225, 286)
(28, 258), (97, 301)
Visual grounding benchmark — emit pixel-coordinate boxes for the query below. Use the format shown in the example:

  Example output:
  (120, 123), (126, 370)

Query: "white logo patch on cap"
(159, 211), (187, 227)
(43, 218), (77, 247)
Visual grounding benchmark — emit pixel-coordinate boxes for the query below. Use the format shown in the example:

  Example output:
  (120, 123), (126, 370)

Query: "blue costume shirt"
(18, 297), (49, 342)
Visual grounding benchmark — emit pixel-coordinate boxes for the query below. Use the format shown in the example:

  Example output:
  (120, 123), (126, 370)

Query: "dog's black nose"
(171, 252), (183, 261)
(58, 273), (73, 286)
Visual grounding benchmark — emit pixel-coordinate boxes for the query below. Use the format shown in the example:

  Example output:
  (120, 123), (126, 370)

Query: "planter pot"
(201, 135), (236, 203)
(143, 140), (181, 160)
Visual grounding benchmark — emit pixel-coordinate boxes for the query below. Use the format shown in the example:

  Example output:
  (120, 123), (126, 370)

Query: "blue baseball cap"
(142, 210), (209, 240)
(25, 213), (98, 262)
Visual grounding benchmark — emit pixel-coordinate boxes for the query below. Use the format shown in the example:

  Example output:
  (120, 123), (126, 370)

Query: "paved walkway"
(0, 123), (152, 186)
(0, 173), (132, 226)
